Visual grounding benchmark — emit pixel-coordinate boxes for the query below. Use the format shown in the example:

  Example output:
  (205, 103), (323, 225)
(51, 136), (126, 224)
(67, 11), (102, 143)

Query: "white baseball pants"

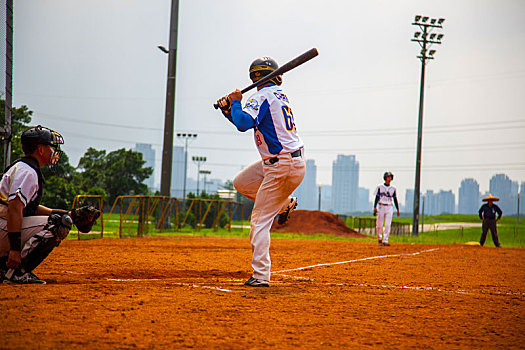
(376, 204), (393, 243)
(0, 216), (51, 257)
(233, 153), (305, 282)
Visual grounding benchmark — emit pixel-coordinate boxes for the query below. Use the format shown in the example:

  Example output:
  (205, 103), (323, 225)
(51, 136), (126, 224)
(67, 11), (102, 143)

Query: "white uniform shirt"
(0, 162), (39, 207)
(241, 85), (304, 160)
(374, 184), (397, 206)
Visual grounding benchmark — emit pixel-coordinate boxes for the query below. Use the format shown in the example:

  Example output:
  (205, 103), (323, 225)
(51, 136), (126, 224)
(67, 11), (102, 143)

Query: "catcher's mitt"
(71, 206), (101, 233)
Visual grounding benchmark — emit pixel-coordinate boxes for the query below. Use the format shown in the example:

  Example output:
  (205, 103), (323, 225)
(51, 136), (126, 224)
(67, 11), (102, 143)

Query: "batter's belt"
(266, 149), (302, 165)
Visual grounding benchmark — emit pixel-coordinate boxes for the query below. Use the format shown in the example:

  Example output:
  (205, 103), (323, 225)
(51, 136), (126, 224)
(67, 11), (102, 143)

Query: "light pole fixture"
(192, 156), (207, 195)
(199, 170), (211, 194)
(177, 133), (197, 198)
(410, 15), (445, 236)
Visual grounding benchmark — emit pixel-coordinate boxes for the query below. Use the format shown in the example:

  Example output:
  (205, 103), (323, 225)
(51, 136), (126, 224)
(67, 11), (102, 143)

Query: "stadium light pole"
(192, 156), (206, 195)
(176, 133), (197, 198)
(200, 170), (211, 193)
(159, 0), (180, 197)
(410, 15), (445, 236)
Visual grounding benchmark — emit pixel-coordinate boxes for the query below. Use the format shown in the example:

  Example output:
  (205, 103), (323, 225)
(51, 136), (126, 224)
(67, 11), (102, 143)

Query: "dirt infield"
(1, 236), (524, 349)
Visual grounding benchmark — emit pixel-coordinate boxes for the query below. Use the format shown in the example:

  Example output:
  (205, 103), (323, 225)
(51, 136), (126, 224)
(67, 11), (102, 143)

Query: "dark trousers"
(480, 219), (501, 247)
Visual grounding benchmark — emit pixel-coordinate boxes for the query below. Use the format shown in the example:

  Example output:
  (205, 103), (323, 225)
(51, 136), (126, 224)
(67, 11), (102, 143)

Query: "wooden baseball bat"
(213, 48), (319, 109)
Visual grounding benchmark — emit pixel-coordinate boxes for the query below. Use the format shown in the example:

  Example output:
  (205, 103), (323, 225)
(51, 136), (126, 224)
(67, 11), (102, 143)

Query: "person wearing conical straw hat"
(478, 194), (502, 248)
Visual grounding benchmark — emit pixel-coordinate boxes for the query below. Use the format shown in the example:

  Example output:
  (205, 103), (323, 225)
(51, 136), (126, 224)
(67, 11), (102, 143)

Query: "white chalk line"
(273, 247), (440, 273)
(274, 249), (524, 297)
(106, 278), (237, 293)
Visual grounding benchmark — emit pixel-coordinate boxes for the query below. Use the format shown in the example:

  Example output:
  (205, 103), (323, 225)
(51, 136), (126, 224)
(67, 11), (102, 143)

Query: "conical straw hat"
(482, 194), (499, 202)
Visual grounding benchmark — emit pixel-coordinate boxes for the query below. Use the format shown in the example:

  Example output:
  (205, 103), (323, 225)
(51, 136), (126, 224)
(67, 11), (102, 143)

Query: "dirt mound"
(271, 210), (367, 238)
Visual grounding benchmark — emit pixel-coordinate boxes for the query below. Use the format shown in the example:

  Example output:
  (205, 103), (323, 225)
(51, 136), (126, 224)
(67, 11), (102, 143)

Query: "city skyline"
(134, 143), (524, 214)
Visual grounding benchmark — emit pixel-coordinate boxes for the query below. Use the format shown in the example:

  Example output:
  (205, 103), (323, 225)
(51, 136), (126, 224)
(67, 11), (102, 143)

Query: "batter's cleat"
(244, 277), (269, 287)
(3, 271), (47, 285)
(382, 242), (391, 246)
(378, 239), (383, 245)
(278, 197), (298, 225)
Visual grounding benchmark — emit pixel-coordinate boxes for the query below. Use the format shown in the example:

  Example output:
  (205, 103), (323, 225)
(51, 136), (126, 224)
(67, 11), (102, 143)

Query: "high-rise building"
(458, 178), (480, 214)
(489, 174), (517, 214)
(437, 190), (455, 214)
(294, 159), (318, 210)
(357, 187), (371, 213)
(423, 190), (455, 215)
(405, 189), (414, 213)
(133, 143), (155, 190)
(171, 146), (185, 198)
(331, 154), (359, 214)
(320, 185), (332, 212)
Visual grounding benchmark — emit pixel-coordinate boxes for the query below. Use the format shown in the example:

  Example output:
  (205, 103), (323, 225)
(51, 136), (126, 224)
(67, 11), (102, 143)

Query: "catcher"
(0, 126), (100, 284)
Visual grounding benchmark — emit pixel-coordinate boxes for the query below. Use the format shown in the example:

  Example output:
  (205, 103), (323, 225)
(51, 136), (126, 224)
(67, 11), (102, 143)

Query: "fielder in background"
(216, 57), (305, 287)
(478, 194), (502, 248)
(373, 171), (399, 246)
(0, 126), (100, 284)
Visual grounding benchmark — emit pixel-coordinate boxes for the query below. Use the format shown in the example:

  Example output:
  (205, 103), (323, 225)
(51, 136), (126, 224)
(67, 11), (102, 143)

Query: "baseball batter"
(217, 57), (305, 287)
(373, 171), (399, 246)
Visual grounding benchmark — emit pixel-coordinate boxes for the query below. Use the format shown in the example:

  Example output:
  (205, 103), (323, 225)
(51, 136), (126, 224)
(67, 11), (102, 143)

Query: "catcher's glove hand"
(71, 206), (101, 233)
(216, 96), (231, 112)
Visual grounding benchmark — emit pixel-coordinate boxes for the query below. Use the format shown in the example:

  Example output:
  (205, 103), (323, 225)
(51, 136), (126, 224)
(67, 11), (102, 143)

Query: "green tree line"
(0, 100), (152, 209)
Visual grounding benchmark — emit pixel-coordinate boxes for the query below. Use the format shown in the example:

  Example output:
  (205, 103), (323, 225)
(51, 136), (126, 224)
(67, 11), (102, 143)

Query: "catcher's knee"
(46, 213), (73, 241)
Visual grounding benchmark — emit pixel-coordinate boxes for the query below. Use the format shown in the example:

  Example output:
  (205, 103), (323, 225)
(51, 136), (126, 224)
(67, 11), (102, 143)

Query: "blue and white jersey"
(374, 184), (397, 205)
(233, 85), (304, 160)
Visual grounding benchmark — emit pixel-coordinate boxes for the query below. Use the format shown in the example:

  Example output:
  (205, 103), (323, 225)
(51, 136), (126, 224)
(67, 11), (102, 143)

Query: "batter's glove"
(71, 206), (101, 233)
(216, 96), (231, 113)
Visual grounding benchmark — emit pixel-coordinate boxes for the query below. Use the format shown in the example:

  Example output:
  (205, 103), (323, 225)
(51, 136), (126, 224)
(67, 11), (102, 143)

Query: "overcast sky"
(9, 0), (525, 204)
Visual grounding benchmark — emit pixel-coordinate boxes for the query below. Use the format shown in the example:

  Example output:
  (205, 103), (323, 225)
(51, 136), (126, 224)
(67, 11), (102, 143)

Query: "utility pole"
(2, 0), (13, 169)
(517, 193), (520, 225)
(410, 15), (445, 236)
(318, 185), (322, 211)
(192, 156), (206, 195)
(176, 133), (197, 198)
(159, 0), (180, 197)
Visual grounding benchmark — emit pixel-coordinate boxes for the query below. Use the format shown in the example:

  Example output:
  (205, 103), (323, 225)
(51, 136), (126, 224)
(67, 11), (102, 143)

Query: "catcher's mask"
(21, 125), (64, 166)
(383, 171), (394, 181)
(249, 57), (282, 86)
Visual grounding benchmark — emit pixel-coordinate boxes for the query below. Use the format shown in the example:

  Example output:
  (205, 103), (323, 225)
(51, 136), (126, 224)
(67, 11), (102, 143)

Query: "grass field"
(75, 213), (525, 248)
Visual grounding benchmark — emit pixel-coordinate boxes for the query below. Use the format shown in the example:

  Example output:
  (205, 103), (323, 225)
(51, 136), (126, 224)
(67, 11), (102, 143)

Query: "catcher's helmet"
(249, 57), (282, 86)
(21, 125), (64, 165)
(383, 171), (394, 181)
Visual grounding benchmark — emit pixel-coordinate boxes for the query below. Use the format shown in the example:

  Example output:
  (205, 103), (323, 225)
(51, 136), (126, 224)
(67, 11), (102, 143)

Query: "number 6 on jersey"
(282, 105), (296, 131)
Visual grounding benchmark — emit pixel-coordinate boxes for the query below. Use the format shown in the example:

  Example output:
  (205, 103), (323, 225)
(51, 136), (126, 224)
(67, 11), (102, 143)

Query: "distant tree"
(77, 147), (152, 206)
(77, 147), (107, 192)
(223, 180), (234, 191)
(0, 100), (34, 162)
(41, 152), (83, 209)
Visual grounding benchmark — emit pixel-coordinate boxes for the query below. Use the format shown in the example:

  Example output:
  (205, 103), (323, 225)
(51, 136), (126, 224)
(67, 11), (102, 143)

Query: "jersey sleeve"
(230, 100), (255, 132)
(5, 165), (39, 207)
(373, 186), (380, 197)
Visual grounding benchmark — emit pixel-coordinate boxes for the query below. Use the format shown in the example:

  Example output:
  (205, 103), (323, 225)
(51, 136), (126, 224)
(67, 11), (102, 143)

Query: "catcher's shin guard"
(18, 234), (58, 273)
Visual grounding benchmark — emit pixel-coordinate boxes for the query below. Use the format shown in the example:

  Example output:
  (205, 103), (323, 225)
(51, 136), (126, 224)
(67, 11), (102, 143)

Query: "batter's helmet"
(383, 171), (394, 181)
(249, 57), (282, 86)
(21, 125), (64, 165)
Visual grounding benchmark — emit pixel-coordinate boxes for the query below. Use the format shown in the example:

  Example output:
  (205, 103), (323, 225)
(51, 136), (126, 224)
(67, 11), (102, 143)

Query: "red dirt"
(271, 209), (367, 238)
(1, 237), (524, 349)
